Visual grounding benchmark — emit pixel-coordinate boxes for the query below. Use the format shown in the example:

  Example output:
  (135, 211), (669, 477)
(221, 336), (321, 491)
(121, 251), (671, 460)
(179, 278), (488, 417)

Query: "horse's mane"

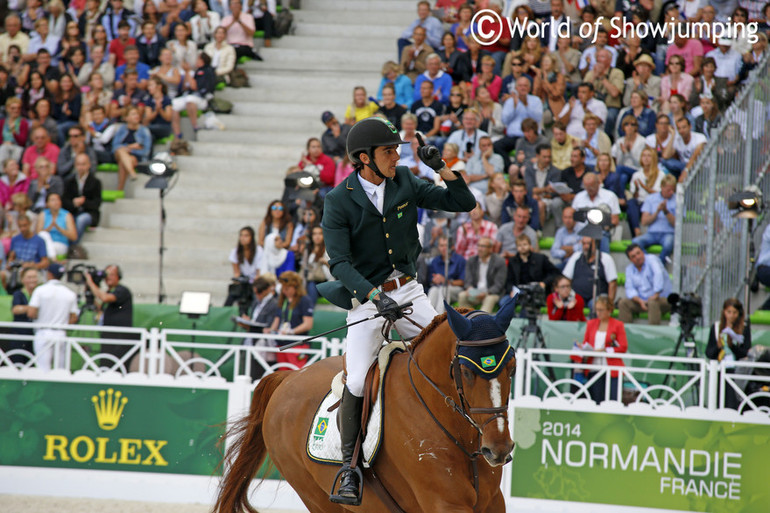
(410, 307), (472, 350)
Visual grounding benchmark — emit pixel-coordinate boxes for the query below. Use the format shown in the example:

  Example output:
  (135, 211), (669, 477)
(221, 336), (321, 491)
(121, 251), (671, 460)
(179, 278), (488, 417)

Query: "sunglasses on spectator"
(271, 205), (284, 211)
(623, 122), (638, 127)
(69, 132), (82, 138)
(450, 93), (462, 96)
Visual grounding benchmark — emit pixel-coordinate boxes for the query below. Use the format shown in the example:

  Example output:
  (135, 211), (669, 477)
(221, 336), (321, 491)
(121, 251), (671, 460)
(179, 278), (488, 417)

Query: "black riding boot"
(329, 387), (364, 505)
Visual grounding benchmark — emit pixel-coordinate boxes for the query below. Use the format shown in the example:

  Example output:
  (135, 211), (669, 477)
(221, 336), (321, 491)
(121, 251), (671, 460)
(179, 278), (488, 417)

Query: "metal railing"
(1, 321), (768, 418)
(674, 52), (770, 326)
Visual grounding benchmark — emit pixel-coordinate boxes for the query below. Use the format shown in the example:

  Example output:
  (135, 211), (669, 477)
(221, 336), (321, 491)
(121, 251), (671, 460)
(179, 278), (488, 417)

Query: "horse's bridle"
(385, 311), (514, 509)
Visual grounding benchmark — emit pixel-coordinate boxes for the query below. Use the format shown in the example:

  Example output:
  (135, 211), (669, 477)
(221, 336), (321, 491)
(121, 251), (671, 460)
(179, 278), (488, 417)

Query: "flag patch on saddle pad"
(481, 355), (497, 369)
(314, 417), (329, 437)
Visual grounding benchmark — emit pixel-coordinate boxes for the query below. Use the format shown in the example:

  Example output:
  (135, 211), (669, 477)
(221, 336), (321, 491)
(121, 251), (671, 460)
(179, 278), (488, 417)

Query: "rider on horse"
(318, 117), (476, 505)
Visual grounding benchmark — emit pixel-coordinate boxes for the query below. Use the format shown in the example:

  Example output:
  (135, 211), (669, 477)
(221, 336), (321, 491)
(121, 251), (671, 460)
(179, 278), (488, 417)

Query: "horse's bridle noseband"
(384, 311), (514, 510)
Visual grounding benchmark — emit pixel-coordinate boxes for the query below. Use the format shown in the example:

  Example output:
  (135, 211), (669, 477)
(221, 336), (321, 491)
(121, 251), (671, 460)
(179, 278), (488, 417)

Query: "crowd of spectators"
(256, 0), (768, 327)
(0, 0), (279, 266)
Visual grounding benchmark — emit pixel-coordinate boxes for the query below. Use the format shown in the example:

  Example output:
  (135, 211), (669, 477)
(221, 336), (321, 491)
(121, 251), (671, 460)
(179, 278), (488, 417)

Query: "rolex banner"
(0, 379), (227, 475)
(510, 407), (770, 512)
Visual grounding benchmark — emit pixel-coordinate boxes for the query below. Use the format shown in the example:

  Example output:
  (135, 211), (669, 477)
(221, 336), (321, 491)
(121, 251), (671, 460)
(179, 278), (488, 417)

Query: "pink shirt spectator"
(221, 13), (255, 48)
(0, 173), (30, 209)
(660, 73), (694, 106)
(334, 160), (355, 187)
(470, 75), (503, 102)
(455, 219), (498, 259)
(665, 39), (704, 74)
(299, 153), (336, 187)
(22, 144), (60, 180)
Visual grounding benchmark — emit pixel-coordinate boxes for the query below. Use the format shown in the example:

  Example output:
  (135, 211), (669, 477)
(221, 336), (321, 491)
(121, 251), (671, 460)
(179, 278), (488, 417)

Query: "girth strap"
(364, 467), (408, 513)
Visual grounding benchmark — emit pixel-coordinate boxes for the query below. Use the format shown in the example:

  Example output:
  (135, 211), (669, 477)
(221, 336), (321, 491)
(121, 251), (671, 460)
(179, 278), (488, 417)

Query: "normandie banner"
(0, 379), (227, 475)
(510, 407), (769, 512)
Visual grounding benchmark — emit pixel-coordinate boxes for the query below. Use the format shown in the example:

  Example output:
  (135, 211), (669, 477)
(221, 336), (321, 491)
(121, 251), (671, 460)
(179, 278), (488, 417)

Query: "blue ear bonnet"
(444, 289), (518, 380)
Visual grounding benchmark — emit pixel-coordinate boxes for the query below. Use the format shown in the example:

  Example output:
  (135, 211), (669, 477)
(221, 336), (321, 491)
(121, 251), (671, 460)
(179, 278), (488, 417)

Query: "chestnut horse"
(214, 306), (517, 513)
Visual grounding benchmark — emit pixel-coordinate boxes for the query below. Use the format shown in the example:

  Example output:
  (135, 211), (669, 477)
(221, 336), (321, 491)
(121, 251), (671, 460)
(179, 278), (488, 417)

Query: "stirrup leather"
(329, 465), (364, 506)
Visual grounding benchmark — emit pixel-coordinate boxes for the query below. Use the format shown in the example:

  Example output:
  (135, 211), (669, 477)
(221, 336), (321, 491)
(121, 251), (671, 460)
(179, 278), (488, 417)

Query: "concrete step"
(301, 0), (418, 11)
(294, 23), (405, 40)
(106, 212), (265, 233)
(128, 184), (285, 205)
(83, 228), (237, 248)
(173, 155), (294, 175)
(217, 86), (356, 105)
(104, 197), (266, 219)
(215, 114), (322, 132)
(292, 10), (412, 26)
(85, 241), (238, 266)
(274, 35), (398, 52)
(195, 129), (310, 146)
(240, 70), (382, 89)
(182, 142), (299, 159)
(228, 101), (348, 118)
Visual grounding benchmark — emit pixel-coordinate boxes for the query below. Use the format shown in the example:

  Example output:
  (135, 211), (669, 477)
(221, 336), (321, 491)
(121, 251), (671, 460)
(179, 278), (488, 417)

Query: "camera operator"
(562, 236), (617, 310)
(84, 265), (136, 362)
(1, 214), (49, 290)
(547, 275), (587, 321)
(7, 267), (39, 364)
(706, 298), (751, 409)
(500, 234), (558, 308)
(236, 275), (279, 380)
(27, 264), (79, 371)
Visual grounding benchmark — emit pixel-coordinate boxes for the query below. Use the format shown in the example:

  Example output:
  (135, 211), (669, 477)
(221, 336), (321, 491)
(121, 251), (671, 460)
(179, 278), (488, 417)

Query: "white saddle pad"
(306, 342), (405, 468)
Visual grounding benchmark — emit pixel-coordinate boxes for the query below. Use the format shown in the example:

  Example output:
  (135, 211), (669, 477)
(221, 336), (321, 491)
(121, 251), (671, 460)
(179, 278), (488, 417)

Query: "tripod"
(661, 318), (700, 403)
(518, 310), (556, 382)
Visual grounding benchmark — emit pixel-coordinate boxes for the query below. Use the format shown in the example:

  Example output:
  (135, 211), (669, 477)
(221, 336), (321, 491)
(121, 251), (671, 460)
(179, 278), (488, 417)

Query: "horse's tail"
(214, 371), (290, 513)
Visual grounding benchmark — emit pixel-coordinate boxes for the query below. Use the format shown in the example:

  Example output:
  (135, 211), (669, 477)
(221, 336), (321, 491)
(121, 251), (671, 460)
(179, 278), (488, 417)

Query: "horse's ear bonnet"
(444, 288), (518, 379)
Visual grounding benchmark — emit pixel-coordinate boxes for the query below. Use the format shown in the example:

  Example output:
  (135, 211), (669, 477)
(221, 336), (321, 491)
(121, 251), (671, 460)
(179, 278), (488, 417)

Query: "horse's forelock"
(411, 308), (474, 350)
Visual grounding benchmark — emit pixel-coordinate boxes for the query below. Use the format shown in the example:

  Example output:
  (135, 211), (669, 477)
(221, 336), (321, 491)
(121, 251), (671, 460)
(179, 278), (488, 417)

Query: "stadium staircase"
(83, 0), (416, 305)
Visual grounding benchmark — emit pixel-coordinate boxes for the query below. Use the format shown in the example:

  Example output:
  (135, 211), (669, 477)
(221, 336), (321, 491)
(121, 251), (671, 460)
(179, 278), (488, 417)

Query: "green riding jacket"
(318, 166), (476, 310)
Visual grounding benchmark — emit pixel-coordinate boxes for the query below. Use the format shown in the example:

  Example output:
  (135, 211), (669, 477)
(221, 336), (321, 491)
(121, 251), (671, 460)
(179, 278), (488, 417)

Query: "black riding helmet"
(346, 117), (408, 178)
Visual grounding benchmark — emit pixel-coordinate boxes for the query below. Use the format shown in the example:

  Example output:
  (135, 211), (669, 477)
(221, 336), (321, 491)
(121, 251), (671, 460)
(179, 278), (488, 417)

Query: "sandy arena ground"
(0, 495), (306, 513)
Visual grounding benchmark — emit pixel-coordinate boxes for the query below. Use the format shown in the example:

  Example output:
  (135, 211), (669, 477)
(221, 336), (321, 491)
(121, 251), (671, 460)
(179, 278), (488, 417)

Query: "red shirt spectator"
(22, 127), (60, 179)
(109, 34), (136, 67)
(298, 138), (335, 188)
(547, 282), (587, 322)
(455, 203), (498, 259)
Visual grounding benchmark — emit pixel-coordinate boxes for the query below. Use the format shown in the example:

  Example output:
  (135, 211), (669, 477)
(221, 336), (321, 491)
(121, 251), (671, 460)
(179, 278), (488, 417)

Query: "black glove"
(373, 292), (403, 322)
(415, 133), (445, 171)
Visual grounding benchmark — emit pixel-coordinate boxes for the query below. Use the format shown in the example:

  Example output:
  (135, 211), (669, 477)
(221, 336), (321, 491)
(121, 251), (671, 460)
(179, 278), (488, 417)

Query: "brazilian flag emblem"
(314, 417), (329, 437)
(481, 355), (497, 369)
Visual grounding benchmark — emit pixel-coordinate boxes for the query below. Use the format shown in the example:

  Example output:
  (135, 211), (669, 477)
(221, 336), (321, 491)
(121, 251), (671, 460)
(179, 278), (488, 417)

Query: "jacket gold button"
(392, 264), (396, 268)
(388, 249), (393, 254)
(386, 233), (389, 238)
(383, 217), (386, 222)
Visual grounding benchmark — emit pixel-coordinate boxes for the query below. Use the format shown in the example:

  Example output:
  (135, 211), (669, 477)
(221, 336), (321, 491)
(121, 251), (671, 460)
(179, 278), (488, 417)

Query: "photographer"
(236, 275), (279, 380)
(84, 265), (136, 362)
(706, 298), (751, 409)
(547, 275), (587, 322)
(500, 234), (559, 309)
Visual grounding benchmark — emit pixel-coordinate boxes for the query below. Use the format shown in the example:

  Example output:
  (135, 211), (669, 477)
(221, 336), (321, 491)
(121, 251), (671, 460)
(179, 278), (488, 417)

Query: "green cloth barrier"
(539, 237), (554, 250)
(97, 163), (119, 173)
(101, 190), (125, 202)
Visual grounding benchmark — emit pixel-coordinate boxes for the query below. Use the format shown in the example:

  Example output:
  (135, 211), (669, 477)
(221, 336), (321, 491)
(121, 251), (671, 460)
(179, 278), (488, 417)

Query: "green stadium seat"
(97, 163), (119, 173)
(155, 135), (173, 145)
(609, 240), (632, 253)
(539, 237), (554, 250)
(215, 81), (226, 91)
(255, 30), (265, 38)
(237, 56), (252, 64)
(647, 245), (662, 254)
(180, 109), (203, 118)
(618, 212), (627, 221)
(616, 272), (625, 286)
(750, 310), (770, 325)
(102, 190), (125, 202)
